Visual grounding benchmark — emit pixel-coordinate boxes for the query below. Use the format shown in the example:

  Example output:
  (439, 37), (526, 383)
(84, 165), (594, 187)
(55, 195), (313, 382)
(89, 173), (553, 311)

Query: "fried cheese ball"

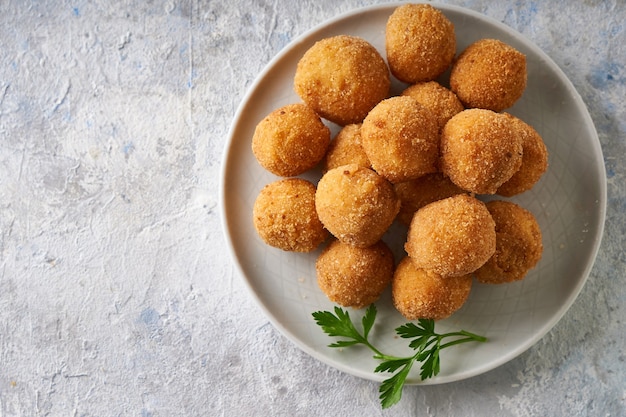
(441, 109), (523, 194)
(316, 239), (395, 309)
(394, 173), (467, 225)
(361, 96), (439, 183)
(450, 38), (527, 112)
(253, 178), (328, 252)
(294, 35), (390, 126)
(386, 4), (456, 83)
(405, 194), (496, 277)
(392, 257), (473, 320)
(474, 201), (543, 284)
(497, 114), (549, 197)
(315, 164), (400, 248)
(323, 124), (371, 172)
(401, 81), (465, 132)
(251, 103), (330, 177)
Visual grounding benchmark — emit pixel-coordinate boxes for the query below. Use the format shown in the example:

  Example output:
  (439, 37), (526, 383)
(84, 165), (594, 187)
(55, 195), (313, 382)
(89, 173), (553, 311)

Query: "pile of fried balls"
(251, 4), (547, 321)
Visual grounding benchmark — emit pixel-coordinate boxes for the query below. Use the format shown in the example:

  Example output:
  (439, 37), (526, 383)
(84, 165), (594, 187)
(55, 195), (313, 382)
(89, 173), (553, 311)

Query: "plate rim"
(219, 2), (607, 385)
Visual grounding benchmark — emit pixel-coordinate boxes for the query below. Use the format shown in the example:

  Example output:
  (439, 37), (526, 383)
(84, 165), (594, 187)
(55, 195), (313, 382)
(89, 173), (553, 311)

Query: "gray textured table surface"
(1, 1), (625, 416)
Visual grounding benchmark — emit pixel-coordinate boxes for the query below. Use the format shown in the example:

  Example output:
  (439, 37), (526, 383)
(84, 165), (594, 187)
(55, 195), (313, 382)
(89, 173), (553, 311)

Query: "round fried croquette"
(450, 38), (527, 112)
(253, 178), (328, 252)
(405, 194), (496, 277)
(316, 239), (395, 309)
(441, 109), (523, 194)
(251, 103), (330, 177)
(401, 81), (465, 132)
(315, 164), (400, 248)
(474, 200), (543, 284)
(323, 124), (371, 172)
(394, 173), (467, 226)
(361, 96), (440, 183)
(392, 257), (473, 320)
(294, 35), (390, 126)
(386, 4), (456, 83)
(497, 114), (549, 197)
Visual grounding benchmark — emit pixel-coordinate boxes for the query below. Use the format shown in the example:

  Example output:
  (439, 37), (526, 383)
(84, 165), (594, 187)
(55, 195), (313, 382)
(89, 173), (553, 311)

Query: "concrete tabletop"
(1, 1), (624, 416)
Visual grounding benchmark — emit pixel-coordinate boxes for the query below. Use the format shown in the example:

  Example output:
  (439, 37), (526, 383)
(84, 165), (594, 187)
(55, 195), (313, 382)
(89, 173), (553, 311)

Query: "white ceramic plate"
(220, 3), (606, 384)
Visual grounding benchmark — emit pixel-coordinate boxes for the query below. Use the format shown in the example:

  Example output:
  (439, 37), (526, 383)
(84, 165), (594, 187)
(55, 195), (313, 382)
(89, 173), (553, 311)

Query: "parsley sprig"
(312, 304), (487, 409)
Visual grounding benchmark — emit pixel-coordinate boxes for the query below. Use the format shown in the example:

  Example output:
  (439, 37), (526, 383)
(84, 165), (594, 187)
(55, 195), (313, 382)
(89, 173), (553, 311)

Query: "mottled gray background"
(1, 1), (624, 416)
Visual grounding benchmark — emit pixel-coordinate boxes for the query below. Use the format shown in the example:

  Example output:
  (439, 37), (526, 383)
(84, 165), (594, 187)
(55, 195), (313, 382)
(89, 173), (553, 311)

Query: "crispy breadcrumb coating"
(474, 200), (543, 284)
(405, 194), (496, 277)
(252, 103), (330, 177)
(401, 81), (465, 132)
(316, 239), (395, 308)
(323, 124), (371, 172)
(294, 35), (390, 126)
(441, 109), (523, 194)
(394, 173), (467, 226)
(315, 164), (400, 248)
(253, 178), (328, 252)
(361, 96), (439, 183)
(386, 4), (456, 83)
(450, 38), (527, 112)
(392, 256), (472, 320)
(497, 114), (548, 197)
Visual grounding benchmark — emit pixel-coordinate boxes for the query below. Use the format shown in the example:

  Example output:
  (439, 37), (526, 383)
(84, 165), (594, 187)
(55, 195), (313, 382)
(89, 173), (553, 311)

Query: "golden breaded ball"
(450, 38), (527, 112)
(323, 124), (371, 172)
(405, 194), (496, 277)
(386, 4), (456, 83)
(392, 257), (472, 320)
(316, 239), (395, 309)
(441, 109), (523, 194)
(401, 81), (465, 132)
(294, 35), (390, 126)
(361, 96), (439, 183)
(474, 200), (543, 284)
(315, 164), (400, 248)
(251, 103), (330, 177)
(394, 173), (467, 226)
(253, 178), (328, 252)
(497, 114), (549, 197)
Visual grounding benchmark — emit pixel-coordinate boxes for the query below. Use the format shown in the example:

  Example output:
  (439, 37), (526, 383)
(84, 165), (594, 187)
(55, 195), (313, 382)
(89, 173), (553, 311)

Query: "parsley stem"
(370, 329), (486, 362)
(373, 353), (406, 362)
(313, 306), (487, 409)
(363, 342), (386, 359)
(439, 337), (482, 350)
(438, 330), (487, 350)
(441, 330), (487, 342)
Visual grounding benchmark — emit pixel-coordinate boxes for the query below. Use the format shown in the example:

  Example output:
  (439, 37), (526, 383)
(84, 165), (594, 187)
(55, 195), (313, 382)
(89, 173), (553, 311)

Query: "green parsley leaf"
(361, 304), (377, 339)
(312, 305), (385, 356)
(312, 305), (487, 409)
(374, 357), (412, 374)
(377, 359), (413, 409)
(312, 307), (361, 341)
